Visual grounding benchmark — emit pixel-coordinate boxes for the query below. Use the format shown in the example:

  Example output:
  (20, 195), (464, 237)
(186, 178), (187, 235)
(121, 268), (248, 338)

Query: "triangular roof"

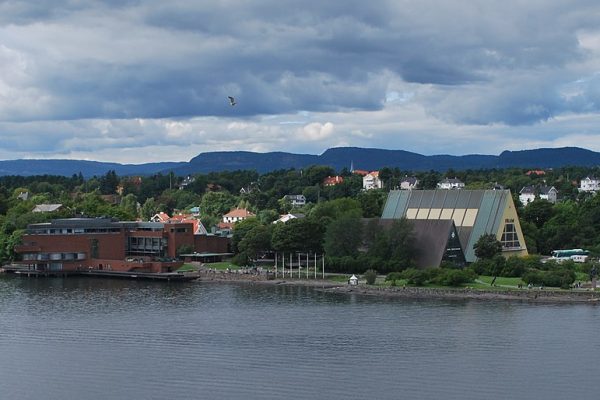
(381, 189), (527, 262)
(151, 212), (170, 222)
(32, 204), (62, 213)
(368, 218), (464, 268)
(223, 208), (255, 218)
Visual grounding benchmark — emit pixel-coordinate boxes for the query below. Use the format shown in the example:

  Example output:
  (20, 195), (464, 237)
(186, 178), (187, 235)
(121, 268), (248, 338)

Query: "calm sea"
(1, 276), (599, 400)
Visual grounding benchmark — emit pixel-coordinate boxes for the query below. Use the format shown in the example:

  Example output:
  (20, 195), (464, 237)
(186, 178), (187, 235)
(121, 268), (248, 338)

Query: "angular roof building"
(381, 189), (527, 262)
(367, 219), (465, 268)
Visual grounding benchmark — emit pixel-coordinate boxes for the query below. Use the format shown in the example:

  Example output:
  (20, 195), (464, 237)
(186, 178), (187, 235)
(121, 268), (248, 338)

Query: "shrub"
(401, 268), (428, 286)
(363, 269), (377, 285)
(431, 269), (477, 287)
(385, 272), (403, 285)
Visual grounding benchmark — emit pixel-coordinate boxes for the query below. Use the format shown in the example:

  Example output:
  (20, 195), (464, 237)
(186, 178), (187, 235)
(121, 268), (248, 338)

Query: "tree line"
(2, 164), (600, 265)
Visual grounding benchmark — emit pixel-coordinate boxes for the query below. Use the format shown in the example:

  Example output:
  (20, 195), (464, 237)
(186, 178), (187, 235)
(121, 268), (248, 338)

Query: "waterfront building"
(14, 217), (229, 273)
(363, 218), (466, 268)
(381, 189), (528, 263)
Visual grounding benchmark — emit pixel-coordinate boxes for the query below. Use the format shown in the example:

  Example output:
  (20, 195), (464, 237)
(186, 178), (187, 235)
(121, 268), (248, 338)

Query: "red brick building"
(14, 217), (229, 273)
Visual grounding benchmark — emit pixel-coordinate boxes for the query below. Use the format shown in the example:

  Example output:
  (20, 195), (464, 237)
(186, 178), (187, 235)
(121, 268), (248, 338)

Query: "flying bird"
(228, 96), (236, 106)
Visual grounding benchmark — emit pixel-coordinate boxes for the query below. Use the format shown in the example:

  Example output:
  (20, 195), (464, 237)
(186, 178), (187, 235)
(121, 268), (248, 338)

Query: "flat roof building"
(14, 217), (229, 273)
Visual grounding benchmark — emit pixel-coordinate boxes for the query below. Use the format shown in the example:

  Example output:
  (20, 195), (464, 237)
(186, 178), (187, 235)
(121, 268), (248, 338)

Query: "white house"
(218, 208), (256, 230)
(32, 204), (63, 213)
(400, 176), (419, 190)
(273, 213), (305, 224)
(580, 176), (600, 192)
(519, 185), (558, 206)
(437, 177), (465, 190)
(283, 194), (306, 207)
(363, 171), (383, 190)
(519, 186), (536, 206)
(539, 186), (558, 203)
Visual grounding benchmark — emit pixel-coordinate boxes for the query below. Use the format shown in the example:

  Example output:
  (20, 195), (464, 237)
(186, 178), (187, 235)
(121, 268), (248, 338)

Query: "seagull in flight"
(228, 96), (236, 106)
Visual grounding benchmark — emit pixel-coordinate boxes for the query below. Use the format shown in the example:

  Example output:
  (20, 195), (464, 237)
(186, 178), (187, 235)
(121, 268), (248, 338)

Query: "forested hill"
(1, 146), (600, 177)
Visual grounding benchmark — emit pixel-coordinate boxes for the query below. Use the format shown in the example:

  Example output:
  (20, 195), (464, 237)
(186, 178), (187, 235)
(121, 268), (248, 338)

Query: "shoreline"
(196, 271), (600, 303)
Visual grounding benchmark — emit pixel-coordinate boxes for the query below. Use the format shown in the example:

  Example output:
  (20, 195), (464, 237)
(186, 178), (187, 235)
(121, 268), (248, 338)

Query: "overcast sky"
(2, 0), (600, 163)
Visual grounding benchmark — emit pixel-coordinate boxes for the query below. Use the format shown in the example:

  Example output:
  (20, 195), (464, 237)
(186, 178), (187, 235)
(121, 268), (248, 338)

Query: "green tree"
(231, 218), (261, 253)
(140, 198), (158, 221)
(474, 233), (503, 259)
(200, 191), (237, 218)
(363, 269), (377, 285)
(237, 224), (273, 265)
(323, 215), (362, 257)
(522, 199), (554, 228)
(120, 193), (139, 219)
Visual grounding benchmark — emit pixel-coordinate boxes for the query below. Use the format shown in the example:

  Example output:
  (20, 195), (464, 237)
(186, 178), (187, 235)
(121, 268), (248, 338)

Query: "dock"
(1, 265), (198, 281)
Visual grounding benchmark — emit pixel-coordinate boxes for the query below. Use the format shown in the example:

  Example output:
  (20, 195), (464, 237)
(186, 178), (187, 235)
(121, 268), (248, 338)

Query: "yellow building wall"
(496, 197), (529, 258)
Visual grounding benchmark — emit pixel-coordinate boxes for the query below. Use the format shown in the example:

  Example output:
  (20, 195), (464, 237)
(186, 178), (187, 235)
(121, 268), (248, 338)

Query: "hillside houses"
(437, 177), (465, 190)
(400, 176), (419, 190)
(519, 185), (558, 206)
(580, 176), (600, 193)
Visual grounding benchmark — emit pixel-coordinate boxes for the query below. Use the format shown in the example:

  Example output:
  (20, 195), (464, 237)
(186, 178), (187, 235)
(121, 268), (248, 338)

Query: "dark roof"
(401, 176), (418, 185)
(363, 218), (462, 268)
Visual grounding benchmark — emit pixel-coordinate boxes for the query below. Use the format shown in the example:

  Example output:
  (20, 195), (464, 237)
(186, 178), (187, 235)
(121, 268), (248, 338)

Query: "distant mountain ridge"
(1, 147), (599, 177)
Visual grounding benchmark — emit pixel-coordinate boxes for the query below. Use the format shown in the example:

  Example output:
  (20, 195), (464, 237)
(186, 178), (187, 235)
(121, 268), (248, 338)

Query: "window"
(501, 221), (521, 249)
(90, 239), (99, 258)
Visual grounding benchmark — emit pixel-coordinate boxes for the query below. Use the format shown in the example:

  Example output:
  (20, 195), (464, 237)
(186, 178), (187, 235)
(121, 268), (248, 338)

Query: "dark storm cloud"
(2, 0), (600, 162)
(2, 0), (598, 124)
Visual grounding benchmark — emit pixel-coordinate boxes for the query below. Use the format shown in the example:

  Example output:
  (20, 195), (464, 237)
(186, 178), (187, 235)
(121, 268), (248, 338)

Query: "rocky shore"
(196, 270), (600, 303)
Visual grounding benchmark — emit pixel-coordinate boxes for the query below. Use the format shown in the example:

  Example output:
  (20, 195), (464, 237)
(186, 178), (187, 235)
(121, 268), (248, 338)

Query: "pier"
(1, 265), (198, 281)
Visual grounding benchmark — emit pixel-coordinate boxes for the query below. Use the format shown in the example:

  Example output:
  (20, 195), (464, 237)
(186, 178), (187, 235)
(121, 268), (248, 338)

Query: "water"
(1, 276), (599, 400)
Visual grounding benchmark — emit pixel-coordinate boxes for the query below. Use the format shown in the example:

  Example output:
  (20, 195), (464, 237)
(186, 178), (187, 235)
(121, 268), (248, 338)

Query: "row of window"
(29, 228), (121, 235)
(22, 252), (86, 261)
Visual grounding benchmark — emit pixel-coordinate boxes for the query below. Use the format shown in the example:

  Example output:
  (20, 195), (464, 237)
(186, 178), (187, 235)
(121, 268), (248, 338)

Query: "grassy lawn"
(177, 263), (198, 272)
(177, 261), (240, 272)
(477, 275), (525, 288)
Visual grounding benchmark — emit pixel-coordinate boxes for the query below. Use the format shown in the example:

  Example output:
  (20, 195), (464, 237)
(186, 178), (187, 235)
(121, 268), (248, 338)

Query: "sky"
(2, 0), (600, 164)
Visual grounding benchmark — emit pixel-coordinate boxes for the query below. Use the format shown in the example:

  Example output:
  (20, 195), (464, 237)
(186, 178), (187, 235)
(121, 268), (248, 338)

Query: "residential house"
(218, 208), (255, 230)
(283, 194), (306, 207)
(352, 169), (370, 177)
(519, 185), (558, 206)
(580, 176), (600, 192)
(178, 175), (195, 190)
(400, 176), (419, 190)
(150, 212), (171, 223)
(539, 186), (558, 203)
(273, 213), (306, 224)
(168, 213), (208, 235)
(526, 170), (546, 176)
(17, 191), (29, 201)
(323, 176), (344, 186)
(363, 171), (383, 190)
(519, 186), (536, 206)
(32, 204), (63, 213)
(437, 177), (465, 190)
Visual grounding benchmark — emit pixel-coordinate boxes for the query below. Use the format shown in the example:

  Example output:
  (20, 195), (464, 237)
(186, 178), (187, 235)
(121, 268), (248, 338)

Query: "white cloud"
(300, 122), (334, 141)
